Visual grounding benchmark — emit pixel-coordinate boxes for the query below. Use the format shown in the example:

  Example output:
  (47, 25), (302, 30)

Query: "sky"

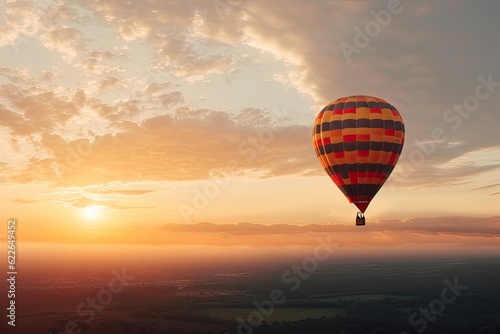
(1, 0), (500, 249)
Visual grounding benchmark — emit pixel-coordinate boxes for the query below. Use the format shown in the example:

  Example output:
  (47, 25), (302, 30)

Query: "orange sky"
(1, 1), (500, 252)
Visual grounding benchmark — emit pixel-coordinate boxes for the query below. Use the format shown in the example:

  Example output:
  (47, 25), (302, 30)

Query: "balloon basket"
(356, 212), (366, 226)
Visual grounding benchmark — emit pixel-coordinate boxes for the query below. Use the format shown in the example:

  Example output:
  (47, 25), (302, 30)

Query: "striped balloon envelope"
(312, 95), (405, 217)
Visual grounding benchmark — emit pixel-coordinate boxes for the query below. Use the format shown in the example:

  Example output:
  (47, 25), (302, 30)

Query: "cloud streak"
(15, 216), (500, 247)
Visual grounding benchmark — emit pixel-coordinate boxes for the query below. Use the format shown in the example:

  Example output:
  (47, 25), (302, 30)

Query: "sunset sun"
(82, 205), (101, 220)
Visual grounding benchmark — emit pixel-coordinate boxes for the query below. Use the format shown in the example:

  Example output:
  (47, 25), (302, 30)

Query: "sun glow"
(83, 205), (101, 220)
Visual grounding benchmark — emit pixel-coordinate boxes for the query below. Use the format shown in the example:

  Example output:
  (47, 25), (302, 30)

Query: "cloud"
(374, 216), (500, 236)
(19, 216), (500, 247)
(2, 0), (500, 192)
(389, 158), (500, 189)
(0, 1), (44, 46)
(90, 189), (155, 195)
(74, 0), (237, 80)
(55, 195), (152, 210)
(472, 183), (500, 191)
(75, 49), (127, 75)
(42, 27), (86, 61)
(0, 82), (81, 137)
(32, 110), (314, 186)
(145, 216), (500, 248)
(13, 198), (37, 204)
(0, 66), (32, 84)
(205, 0), (500, 188)
(62, 196), (95, 208)
(0, 61), (317, 186)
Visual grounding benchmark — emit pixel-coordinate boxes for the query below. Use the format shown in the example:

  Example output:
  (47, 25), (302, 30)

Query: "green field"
(192, 307), (345, 322)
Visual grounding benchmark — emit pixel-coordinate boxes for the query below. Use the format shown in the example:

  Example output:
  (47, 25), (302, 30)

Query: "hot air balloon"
(312, 95), (405, 226)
